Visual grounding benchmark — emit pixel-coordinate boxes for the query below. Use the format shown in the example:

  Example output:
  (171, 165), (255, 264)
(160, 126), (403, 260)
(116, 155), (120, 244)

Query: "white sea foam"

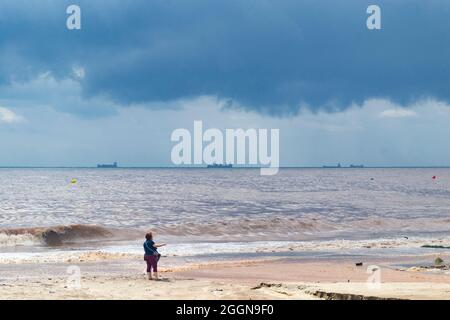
(0, 233), (43, 247)
(1, 235), (449, 265)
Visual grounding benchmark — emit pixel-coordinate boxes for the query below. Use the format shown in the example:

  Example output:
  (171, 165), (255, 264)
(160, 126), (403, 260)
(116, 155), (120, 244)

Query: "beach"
(1, 253), (450, 300)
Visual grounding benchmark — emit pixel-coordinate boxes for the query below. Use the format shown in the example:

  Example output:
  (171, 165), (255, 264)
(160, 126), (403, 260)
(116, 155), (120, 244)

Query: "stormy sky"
(1, 0), (450, 166)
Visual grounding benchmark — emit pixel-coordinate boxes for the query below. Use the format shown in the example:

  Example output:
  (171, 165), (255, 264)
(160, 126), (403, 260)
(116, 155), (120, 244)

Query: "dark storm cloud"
(1, 0), (449, 116)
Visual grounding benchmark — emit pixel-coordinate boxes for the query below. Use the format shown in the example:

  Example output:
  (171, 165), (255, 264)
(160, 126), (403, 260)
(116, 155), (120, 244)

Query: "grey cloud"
(1, 0), (449, 116)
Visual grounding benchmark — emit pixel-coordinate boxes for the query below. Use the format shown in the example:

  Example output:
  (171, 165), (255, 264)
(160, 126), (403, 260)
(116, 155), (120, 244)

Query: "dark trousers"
(144, 255), (158, 272)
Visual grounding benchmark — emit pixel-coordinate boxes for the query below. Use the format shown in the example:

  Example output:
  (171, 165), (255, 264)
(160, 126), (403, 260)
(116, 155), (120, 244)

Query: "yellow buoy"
(70, 179), (78, 184)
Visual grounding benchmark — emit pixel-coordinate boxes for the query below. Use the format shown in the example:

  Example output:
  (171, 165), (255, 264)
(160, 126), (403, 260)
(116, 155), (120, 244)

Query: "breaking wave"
(0, 225), (116, 247)
(153, 216), (450, 241)
(2, 215), (450, 248)
(154, 216), (336, 241)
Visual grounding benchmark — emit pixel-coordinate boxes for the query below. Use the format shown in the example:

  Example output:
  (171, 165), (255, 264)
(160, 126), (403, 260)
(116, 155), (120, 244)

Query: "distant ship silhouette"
(322, 163), (365, 168)
(207, 163), (233, 168)
(322, 163), (341, 168)
(97, 162), (118, 168)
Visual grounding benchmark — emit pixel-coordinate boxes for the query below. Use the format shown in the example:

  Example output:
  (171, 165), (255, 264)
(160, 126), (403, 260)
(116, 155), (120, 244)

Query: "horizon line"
(1, 165), (450, 169)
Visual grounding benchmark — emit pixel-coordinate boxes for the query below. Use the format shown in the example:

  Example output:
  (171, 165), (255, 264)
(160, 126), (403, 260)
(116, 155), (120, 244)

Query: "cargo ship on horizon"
(322, 163), (365, 168)
(97, 162), (118, 168)
(207, 163), (233, 168)
(322, 163), (342, 168)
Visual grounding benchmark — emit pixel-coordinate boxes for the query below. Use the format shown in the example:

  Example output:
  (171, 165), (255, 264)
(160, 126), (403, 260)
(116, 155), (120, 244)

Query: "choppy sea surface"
(1, 168), (450, 262)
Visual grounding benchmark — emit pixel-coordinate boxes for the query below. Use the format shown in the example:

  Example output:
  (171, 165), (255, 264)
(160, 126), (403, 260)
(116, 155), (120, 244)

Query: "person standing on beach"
(143, 232), (166, 280)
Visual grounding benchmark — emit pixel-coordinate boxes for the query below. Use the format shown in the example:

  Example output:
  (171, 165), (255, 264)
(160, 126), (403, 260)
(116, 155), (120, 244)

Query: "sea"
(1, 168), (450, 264)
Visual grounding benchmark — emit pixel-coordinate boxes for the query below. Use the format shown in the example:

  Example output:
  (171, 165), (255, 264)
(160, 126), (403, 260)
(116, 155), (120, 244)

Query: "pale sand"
(1, 256), (450, 299)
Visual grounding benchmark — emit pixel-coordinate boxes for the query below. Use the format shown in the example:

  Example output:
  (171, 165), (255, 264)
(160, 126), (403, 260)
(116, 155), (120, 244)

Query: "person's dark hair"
(145, 232), (153, 241)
